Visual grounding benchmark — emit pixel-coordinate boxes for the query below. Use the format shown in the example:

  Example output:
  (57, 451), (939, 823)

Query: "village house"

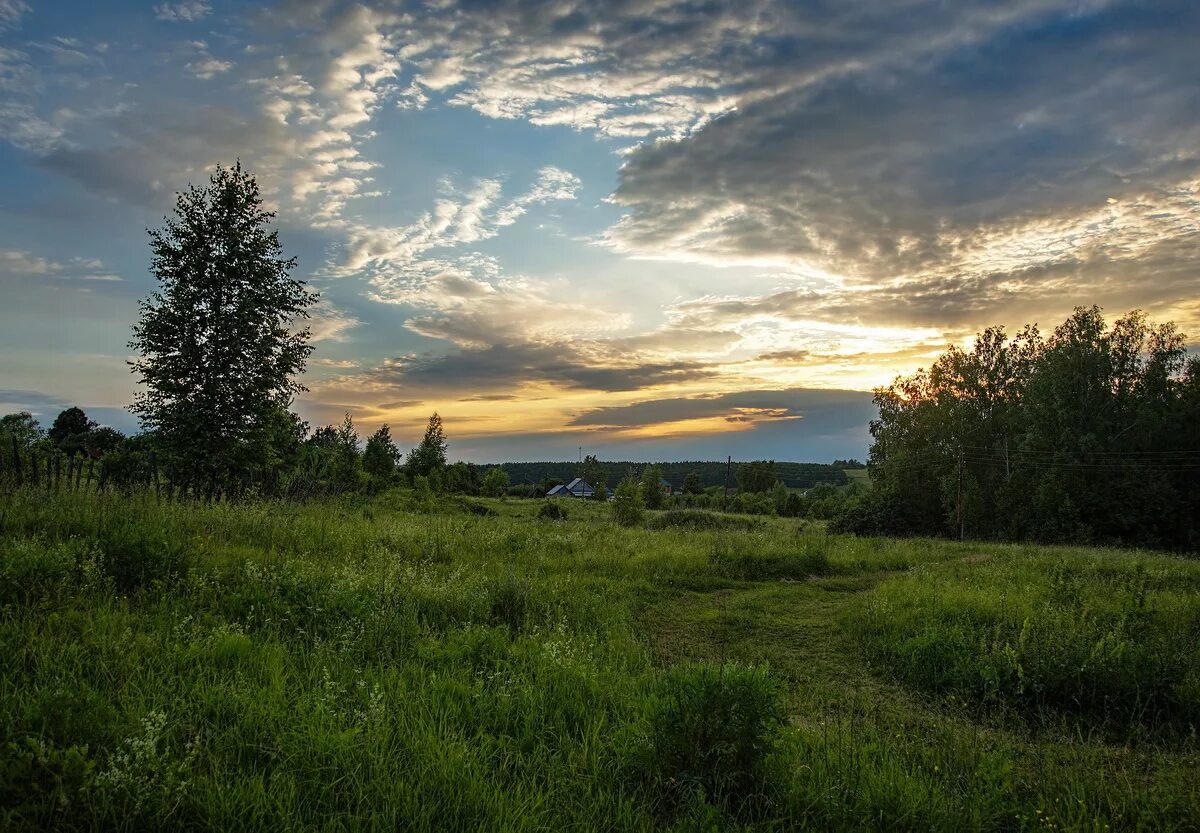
(546, 477), (595, 498)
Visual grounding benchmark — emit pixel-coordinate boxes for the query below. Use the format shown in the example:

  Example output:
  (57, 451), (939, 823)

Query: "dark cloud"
(365, 341), (718, 393)
(570, 387), (874, 429)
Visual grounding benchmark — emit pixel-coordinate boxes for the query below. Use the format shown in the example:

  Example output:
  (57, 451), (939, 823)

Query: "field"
(1, 490), (1198, 831)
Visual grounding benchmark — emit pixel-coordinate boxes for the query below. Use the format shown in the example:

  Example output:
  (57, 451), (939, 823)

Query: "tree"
(407, 412), (448, 477)
(682, 471), (704, 495)
(641, 463), (666, 510)
(843, 306), (1200, 548)
(771, 480), (789, 515)
(445, 461), (479, 494)
(49, 407), (96, 455)
(613, 474), (645, 526)
(0, 412), (43, 450)
(128, 161), (316, 487)
(85, 426), (126, 458)
(737, 460), (777, 494)
(580, 454), (606, 498)
(363, 424), (400, 481)
(482, 466), (509, 497)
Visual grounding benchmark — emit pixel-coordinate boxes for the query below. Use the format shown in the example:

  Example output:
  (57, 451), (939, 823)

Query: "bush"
(0, 538), (88, 605)
(537, 501), (567, 521)
(97, 524), (191, 592)
(454, 498), (497, 517)
(612, 476), (644, 527)
(489, 573), (531, 632)
(641, 663), (785, 816)
(646, 510), (760, 532)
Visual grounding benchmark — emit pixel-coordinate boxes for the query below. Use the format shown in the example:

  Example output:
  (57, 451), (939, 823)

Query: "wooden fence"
(0, 436), (163, 497)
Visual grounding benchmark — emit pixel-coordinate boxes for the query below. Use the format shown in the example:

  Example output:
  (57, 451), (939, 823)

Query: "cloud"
(348, 342), (717, 394)
(570, 388), (874, 429)
(0, 248), (122, 283)
(601, 1), (1200, 333)
(0, 0), (28, 31)
(343, 167), (580, 277)
(154, 1), (211, 23)
(305, 298), (361, 343)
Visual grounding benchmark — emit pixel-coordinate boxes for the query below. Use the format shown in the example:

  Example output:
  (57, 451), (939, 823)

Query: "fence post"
(85, 458), (94, 491)
(54, 452), (62, 492)
(9, 436), (20, 487)
(150, 451), (160, 500)
(98, 460), (108, 493)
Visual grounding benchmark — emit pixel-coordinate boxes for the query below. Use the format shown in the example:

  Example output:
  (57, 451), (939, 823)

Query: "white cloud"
(153, 1), (211, 23)
(186, 57), (232, 79)
(0, 0), (28, 31)
(306, 298), (361, 343)
(0, 249), (122, 282)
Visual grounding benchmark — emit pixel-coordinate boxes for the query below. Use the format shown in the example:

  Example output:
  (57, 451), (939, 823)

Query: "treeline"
(0, 408), (484, 500)
(835, 307), (1200, 549)
(484, 461), (849, 490)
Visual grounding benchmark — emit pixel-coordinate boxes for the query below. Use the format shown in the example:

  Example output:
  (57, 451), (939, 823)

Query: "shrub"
(0, 738), (95, 830)
(537, 501), (567, 521)
(489, 573), (531, 632)
(641, 663), (785, 816)
(0, 538), (83, 605)
(97, 524), (191, 592)
(612, 475), (644, 527)
(455, 498), (497, 517)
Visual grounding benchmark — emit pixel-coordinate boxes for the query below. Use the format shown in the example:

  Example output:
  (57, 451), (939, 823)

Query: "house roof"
(565, 477), (594, 492)
(546, 484), (566, 495)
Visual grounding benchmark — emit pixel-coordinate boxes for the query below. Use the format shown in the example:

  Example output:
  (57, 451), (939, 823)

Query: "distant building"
(659, 478), (674, 496)
(547, 477), (595, 498)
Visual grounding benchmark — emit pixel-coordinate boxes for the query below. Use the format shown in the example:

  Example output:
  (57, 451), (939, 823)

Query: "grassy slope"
(1, 490), (1197, 831)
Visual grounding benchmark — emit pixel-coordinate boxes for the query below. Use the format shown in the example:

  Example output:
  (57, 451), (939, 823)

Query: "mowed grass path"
(1, 490), (1198, 831)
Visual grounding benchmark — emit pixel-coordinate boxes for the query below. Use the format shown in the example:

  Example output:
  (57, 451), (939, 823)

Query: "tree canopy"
(838, 307), (1200, 549)
(129, 161), (316, 487)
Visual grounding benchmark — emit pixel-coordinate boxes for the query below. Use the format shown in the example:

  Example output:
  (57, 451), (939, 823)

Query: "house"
(659, 478), (673, 497)
(548, 477), (595, 498)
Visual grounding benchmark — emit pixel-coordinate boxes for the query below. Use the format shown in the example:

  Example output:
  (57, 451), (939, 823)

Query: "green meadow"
(2, 489), (1198, 831)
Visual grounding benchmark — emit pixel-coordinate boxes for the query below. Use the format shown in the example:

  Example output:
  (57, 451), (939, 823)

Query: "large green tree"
(129, 162), (316, 486)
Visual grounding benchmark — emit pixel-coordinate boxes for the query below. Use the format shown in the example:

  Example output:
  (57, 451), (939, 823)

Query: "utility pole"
(723, 455), (731, 511)
(957, 446), (964, 542)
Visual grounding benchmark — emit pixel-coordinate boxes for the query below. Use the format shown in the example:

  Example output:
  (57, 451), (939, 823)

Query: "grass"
(1, 488), (1197, 831)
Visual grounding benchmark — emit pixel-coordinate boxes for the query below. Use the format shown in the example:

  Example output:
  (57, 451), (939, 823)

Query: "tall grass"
(850, 551), (1200, 732)
(1, 488), (1197, 830)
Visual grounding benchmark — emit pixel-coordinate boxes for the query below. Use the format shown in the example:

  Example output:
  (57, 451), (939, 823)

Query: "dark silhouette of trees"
(837, 307), (1200, 549)
(48, 407), (96, 455)
(737, 460), (777, 494)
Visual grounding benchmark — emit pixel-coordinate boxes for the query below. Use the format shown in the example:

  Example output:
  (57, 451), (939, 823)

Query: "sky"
(1, 0), (1197, 463)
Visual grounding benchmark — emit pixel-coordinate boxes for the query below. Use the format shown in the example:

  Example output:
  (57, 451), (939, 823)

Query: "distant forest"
(481, 461), (851, 490)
